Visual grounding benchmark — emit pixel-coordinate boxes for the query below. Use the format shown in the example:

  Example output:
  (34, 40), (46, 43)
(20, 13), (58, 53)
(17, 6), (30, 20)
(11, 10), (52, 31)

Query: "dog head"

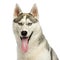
(13, 4), (42, 53)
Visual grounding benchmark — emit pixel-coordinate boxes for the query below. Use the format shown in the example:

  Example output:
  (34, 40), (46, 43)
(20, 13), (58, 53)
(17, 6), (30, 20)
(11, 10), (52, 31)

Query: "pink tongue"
(21, 38), (28, 53)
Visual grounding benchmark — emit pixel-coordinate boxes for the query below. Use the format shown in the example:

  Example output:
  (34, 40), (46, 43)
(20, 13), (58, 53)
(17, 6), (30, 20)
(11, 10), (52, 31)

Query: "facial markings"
(13, 13), (38, 25)
(26, 13), (38, 23)
(13, 13), (24, 23)
(26, 18), (32, 26)
(18, 15), (27, 26)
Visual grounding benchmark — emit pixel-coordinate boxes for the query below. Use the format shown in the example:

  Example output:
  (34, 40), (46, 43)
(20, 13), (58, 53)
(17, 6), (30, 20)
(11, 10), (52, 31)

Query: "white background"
(0, 0), (60, 60)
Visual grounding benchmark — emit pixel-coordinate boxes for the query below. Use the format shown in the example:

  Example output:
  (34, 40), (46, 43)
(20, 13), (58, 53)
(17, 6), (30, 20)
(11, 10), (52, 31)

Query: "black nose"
(21, 31), (27, 36)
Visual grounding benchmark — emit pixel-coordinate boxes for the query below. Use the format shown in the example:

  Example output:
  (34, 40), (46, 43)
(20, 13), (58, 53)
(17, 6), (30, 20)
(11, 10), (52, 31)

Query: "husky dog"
(13, 4), (59, 60)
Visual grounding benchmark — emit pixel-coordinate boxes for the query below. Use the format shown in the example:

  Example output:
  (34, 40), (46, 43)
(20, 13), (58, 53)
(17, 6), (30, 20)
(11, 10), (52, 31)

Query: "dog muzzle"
(20, 32), (33, 53)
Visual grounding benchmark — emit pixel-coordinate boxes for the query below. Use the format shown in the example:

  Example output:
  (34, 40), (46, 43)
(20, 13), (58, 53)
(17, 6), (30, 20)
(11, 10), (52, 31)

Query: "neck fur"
(17, 32), (45, 60)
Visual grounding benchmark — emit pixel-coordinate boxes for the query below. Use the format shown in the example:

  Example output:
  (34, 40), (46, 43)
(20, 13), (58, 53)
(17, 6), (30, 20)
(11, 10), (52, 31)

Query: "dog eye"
(27, 23), (32, 26)
(18, 23), (23, 25)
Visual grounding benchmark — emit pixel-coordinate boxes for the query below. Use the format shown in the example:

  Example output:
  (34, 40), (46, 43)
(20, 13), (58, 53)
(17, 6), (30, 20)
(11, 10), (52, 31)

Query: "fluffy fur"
(13, 4), (59, 60)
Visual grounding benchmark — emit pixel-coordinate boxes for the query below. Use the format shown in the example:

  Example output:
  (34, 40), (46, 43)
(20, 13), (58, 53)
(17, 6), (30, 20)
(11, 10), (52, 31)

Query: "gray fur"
(13, 13), (38, 23)
(13, 5), (59, 60)
(50, 48), (59, 60)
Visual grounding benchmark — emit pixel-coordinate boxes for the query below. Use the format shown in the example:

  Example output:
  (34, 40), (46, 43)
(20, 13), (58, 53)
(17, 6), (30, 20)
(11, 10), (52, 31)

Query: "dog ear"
(30, 4), (39, 18)
(13, 4), (22, 18)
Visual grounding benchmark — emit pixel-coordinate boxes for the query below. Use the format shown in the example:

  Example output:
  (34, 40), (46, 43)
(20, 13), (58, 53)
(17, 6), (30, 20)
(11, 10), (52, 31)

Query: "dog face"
(13, 4), (42, 53)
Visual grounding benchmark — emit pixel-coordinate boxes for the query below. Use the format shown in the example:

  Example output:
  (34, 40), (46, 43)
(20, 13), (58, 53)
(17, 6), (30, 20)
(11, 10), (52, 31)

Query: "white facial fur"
(13, 15), (42, 49)
(13, 4), (42, 49)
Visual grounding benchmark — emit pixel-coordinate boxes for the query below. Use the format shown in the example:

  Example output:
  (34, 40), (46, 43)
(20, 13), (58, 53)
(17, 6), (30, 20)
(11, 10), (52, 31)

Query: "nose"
(21, 31), (27, 36)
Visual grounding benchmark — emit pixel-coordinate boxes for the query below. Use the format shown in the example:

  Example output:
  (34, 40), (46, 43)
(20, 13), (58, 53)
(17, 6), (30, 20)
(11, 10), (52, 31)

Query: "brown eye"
(27, 23), (32, 26)
(18, 23), (23, 25)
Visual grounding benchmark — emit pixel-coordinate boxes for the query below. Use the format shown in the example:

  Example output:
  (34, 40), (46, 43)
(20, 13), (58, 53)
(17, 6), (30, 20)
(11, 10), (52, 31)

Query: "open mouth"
(20, 32), (33, 53)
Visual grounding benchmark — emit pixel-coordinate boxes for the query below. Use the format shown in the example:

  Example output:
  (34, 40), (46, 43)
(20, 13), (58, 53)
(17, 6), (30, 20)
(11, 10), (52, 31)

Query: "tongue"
(21, 38), (28, 53)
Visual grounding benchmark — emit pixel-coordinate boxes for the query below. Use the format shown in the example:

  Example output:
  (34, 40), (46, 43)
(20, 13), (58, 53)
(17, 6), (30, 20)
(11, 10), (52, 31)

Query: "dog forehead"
(20, 16), (32, 23)
(20, 15), (27, 22)
(18, 13), (29, 17)
(13, 13), (38, 23)
(18, 13), (31, 21)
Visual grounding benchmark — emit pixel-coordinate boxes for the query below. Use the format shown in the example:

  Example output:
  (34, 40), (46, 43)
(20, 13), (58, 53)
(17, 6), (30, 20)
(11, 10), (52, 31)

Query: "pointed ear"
(13, 4), (22, 18)
(30, 4), (39, 18)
